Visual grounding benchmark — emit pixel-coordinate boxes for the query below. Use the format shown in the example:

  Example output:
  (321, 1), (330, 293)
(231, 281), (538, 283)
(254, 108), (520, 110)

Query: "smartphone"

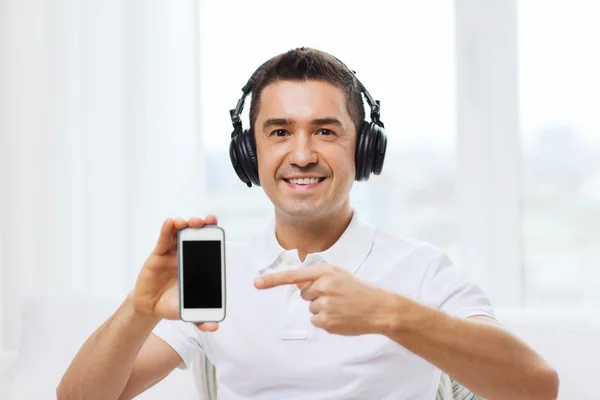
(177, 225), (226, 323)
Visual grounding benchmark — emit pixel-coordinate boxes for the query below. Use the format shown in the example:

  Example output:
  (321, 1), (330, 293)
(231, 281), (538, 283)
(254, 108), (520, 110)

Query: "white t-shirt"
(153, 212), (495, 399)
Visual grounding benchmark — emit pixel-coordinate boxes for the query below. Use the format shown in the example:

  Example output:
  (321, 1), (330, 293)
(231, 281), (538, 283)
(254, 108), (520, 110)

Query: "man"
(58, 47), (558, 400)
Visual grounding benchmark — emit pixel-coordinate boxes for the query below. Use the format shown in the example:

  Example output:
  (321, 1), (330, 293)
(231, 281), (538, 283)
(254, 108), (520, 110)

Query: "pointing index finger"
(255, 264), (329, 289)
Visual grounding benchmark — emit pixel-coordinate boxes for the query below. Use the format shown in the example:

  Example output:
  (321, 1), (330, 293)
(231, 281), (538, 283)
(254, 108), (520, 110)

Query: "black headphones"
(229, 58), (387, 188)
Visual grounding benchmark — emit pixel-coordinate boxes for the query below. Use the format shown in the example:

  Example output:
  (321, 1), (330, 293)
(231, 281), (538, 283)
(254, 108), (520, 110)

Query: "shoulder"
(370, 224), (444, 267)
(365, 222), (457, 294)
(368, 223), (492, 315)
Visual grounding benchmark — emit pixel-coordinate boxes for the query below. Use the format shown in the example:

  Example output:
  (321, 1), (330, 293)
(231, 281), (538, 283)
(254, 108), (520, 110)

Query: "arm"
(57, 216), (220, 400)
(56, 294), (182, 400)
(256, 263), (559, 400)
(380, 296), (559, 400)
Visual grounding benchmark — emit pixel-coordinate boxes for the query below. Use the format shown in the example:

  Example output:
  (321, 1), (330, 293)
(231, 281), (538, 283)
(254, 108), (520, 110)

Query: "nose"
(288, 133), (318, 168)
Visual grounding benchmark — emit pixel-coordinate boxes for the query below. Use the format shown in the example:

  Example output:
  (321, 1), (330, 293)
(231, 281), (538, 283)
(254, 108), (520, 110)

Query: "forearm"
(381, 296), (558, 400)
(57, 293), (161, 400)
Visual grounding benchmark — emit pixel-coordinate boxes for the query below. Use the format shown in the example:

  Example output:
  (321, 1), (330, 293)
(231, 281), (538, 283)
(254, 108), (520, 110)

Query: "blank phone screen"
(182, 240), (222, 308)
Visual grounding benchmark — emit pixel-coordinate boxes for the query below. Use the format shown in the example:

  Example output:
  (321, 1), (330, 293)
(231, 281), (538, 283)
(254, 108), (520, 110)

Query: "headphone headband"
(332, 56), (384, 129)
(229, 58), (384, 133)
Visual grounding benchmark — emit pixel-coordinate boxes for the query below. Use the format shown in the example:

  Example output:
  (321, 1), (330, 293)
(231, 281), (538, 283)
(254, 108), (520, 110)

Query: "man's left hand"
(254, 264), (397, 336)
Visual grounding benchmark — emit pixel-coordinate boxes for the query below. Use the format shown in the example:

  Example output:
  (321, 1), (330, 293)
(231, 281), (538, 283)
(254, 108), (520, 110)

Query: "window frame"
(454, 0), (523, 308)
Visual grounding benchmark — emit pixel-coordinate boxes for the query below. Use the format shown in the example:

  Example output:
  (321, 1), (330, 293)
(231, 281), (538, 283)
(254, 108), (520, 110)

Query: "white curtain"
(0, 0), (203, 352)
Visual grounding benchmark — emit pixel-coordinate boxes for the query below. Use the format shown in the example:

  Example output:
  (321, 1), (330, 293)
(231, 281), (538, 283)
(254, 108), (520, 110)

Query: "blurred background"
(1, 0), (599, 399)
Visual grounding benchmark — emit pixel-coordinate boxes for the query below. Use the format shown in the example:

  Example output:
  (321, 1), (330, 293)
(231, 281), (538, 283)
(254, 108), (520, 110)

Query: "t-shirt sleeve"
(152, 319), (204, 370)
(418, 249), (496, 320)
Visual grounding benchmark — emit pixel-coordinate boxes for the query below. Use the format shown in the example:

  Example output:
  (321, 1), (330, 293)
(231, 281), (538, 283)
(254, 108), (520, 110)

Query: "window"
(518, 1), (600, 309)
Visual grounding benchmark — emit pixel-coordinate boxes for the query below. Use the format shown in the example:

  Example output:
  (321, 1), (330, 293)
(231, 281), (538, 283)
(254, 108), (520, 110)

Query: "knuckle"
(311, 313), (324, 327)
(321, 277), (335, 292)
(331, 265), (346, 276)
(319, 313), (332, 330)
(301, 288), (310, 300)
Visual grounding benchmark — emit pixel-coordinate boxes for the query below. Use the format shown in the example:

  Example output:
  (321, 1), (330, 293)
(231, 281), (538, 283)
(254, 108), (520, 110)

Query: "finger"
(188, 215), (219, 229)
(169, 218), (189, 252)
(255, 264), (330, 289)
(300, 281), (321, 301)
(311, 312), (326, 329)
(308, 296), (329, 314)
(195, 322), (220, 332)
(187, 217), (206, 229)
(153, 218), (175, 256)
(173, 218), (188, 230)
(296, 280), (312, 289)
(204, 215), (218, 225)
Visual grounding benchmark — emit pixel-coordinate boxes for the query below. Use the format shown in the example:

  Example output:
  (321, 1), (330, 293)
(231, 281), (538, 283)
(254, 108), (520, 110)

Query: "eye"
(270, 129), (288, 137)
(317, 129), (334, 136)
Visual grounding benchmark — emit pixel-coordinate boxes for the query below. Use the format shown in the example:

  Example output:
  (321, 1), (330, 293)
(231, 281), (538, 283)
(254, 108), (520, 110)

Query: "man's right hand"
(131, 216), (219, 332)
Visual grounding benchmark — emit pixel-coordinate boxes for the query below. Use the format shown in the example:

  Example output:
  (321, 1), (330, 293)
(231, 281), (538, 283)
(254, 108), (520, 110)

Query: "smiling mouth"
(283, 177), (326, 185)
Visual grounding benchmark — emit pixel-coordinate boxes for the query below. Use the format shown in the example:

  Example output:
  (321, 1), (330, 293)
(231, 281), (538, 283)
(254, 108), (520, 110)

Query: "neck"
(274, 203), (354, 262)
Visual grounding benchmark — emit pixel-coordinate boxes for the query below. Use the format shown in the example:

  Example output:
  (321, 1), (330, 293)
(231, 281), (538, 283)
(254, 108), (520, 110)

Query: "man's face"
(254, 80), (356, 220)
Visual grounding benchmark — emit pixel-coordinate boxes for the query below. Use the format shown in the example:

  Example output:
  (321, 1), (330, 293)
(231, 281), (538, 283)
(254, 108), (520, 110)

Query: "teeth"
(289, 177), (321, 185)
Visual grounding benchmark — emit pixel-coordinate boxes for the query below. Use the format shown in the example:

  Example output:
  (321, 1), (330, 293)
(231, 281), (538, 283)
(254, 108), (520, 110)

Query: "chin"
(277, 203), (326, 219)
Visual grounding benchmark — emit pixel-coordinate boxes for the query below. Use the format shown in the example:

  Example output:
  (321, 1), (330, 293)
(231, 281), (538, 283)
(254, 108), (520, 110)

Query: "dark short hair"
(249, 47), (365, 135)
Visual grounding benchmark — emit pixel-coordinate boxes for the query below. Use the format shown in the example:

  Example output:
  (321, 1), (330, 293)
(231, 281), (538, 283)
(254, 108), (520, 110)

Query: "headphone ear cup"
(239, 128), (260, 186)
(363, 124), (377, 179)
(371, 123), (387, 175)
(355, 121), (387, 181)
(355, 121), (370, 181)
(230, 128), (252, 187)
(355, 122), (364, 181)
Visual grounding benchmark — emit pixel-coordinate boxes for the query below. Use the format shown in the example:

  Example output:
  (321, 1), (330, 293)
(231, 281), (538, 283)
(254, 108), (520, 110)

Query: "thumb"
(296, 280), (312, 289)
(195, 322), (220, 332)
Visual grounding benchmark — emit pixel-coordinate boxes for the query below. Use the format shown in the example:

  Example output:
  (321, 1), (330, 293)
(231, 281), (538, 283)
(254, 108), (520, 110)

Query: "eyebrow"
(262, 117), (343, 130)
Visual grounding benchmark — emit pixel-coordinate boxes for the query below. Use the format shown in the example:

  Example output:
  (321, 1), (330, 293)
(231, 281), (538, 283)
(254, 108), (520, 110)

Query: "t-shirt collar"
(256, 210), (376, 275)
